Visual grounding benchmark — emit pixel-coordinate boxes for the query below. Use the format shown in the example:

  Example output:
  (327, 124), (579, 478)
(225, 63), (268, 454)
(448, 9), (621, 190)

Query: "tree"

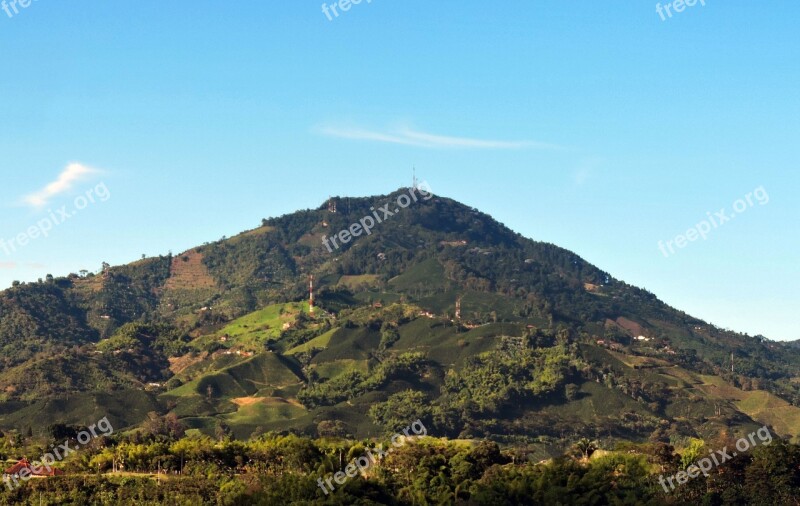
(317, 420), (349, 438)
(49, 423), (78, 441)
(215, 420), (232, 441)
(142, 412), (186, 440)
(368, 390), (432, 433)
(680, 438), (705, 469)
(565, 383), (580, 401)
(572, 438), (599, 460)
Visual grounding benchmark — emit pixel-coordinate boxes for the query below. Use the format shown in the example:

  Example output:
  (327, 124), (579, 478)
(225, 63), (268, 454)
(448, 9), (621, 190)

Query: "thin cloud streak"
(572, 157), (603, 186)
(23, 163), (100, 208)
(318, 125), (561, 150)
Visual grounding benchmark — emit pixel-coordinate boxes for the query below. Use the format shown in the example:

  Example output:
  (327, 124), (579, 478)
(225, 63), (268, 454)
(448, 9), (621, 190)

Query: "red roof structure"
(3, 459), (64, 477)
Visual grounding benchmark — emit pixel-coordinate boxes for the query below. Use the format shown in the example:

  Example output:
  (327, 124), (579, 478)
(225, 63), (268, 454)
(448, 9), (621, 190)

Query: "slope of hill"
(0, 188), (798, 450)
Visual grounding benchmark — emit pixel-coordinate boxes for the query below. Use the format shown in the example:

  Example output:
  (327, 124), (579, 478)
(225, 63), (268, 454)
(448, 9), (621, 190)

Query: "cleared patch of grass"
(606, 350), (671, 369)
(311, 327), (380, 363)
(0, 390), (161, 433)
(313, 359), (369, 380)
(338, 275), (381, 290)
(219, 303), (305, 342)
(685, 374), (800, 440)
(162, 352), (302, 400)
(222, 397), (306, 426)
(189, 302), (314, 352)
(389, 258), (447, 290)
(285, 328), (338, 355)
(543, 381), (653, 420)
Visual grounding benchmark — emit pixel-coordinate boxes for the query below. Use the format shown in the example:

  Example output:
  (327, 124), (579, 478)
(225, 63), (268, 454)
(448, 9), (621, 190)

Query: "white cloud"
(0, 262), (17, 269)
(317, 125), (561, 150)
(23, 163), (100, 208)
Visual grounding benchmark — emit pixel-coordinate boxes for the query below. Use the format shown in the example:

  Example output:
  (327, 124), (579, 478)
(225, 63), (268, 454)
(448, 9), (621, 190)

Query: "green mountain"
(1, 188), (798, 452)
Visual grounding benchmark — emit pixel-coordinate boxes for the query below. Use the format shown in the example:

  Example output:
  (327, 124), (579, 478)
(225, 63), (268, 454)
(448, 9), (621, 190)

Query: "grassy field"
(162, 355), (306, 427)
(222, 397), (306, 426)
(285, 328), (338, 355)
(338, 274), (381, 290)
(544, 381), (653, 420)
(312, 359), (369, 380)
(218, 303), (306, 343)
(392, 318), (501, 368)
(164, 353), (302, 399)
(581, 343), (800, 440)
(676, 374), (800, 441)
(190, 302), (312, 352)
(388, 258), (447, 290)
(415, 290), (523, 321)
(311, 327), (381, 363)
(0, 390), (161, 433)
(654, 368), (800, 440)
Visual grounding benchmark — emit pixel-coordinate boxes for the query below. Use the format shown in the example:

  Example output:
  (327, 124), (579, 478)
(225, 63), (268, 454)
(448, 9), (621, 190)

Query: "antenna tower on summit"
(412, 167), (419, 190)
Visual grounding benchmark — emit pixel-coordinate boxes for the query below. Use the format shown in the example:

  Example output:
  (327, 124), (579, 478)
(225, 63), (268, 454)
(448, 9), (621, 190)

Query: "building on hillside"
(3, 458), (65, 480)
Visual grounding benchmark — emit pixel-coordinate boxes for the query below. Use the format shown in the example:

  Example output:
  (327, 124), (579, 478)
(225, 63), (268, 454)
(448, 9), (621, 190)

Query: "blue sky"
(0, 1), (798, 340)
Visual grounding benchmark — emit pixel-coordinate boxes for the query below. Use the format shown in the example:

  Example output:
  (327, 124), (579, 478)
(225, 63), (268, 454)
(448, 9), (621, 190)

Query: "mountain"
(1, 187), (798, 453)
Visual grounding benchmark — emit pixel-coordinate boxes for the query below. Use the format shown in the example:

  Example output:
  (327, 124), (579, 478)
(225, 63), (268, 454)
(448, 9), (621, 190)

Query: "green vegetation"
(2, 425), (799, 505)
(2, 190), (800, 503)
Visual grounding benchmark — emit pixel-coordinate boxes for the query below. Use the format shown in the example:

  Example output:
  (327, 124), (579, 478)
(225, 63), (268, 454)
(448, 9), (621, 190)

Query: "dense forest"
(2, 416), (799, 505)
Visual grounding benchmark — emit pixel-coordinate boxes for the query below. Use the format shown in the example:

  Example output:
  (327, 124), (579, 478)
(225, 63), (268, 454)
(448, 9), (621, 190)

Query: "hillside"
(1, 187), (798, 452)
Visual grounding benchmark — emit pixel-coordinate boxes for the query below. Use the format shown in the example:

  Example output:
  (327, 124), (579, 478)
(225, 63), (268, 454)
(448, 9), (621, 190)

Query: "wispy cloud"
(0, 262), (17, 270)
(572, 157), (603, 186)
(23, 163), (100, 208)
(317, 125), (561, 150)
(573, 168), (592, 185)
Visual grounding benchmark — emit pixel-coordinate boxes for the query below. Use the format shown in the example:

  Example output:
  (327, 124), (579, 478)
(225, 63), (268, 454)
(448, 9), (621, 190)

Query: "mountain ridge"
(0, 188), (798, 448)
